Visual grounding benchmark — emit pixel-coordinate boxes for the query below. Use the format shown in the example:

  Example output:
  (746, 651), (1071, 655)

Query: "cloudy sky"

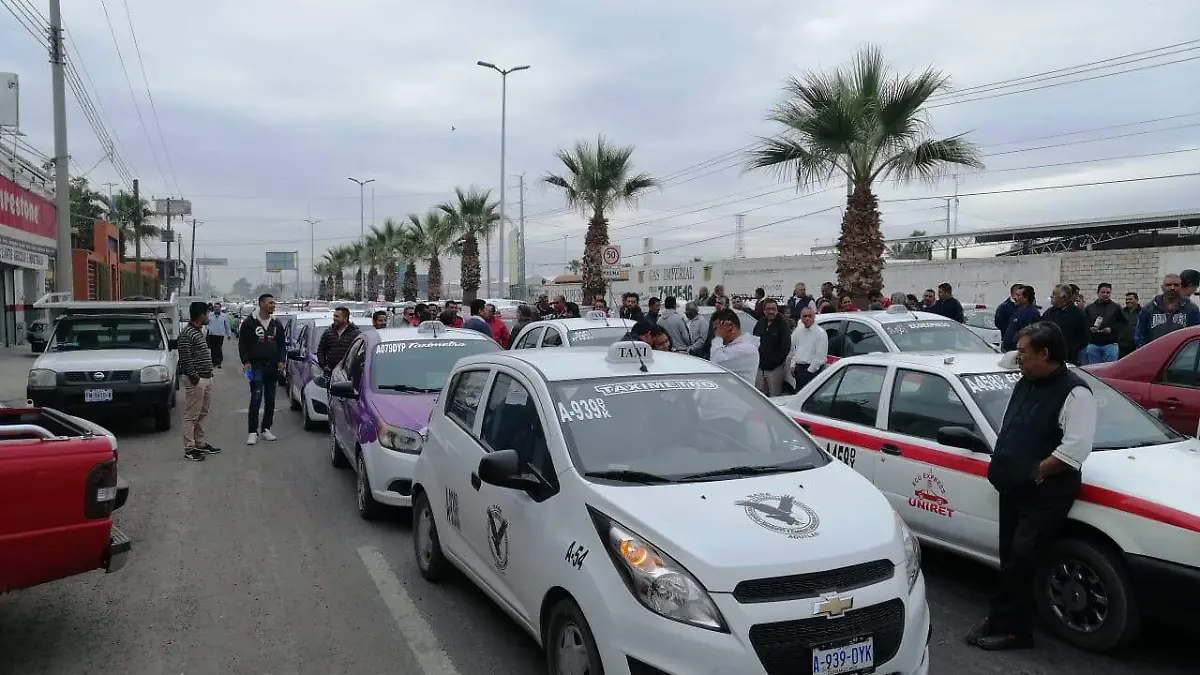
(3, 0), (1198, 292)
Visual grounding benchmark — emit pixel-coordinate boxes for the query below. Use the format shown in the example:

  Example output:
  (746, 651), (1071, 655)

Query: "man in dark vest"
(967, 321), (1097, 651)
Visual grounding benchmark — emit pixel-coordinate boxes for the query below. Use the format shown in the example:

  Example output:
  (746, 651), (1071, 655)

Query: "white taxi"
(776, 352), (1200, 652)
(816, 307), (997, 364)
(510, 311), (635, 350)
(410, 341), (932, 675)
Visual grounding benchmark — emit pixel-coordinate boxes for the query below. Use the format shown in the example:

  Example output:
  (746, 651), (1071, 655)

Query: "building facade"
(0, 166), (54, 346)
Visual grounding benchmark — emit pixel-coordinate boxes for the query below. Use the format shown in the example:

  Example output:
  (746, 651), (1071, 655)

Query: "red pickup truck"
(0, 404), (131, 593)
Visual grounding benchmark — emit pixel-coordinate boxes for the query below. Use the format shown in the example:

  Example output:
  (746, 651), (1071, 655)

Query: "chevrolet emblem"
(812, 594), (854, 618)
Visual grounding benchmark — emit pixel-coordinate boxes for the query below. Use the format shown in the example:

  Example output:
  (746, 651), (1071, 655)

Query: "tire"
(355, 450), (383, 520)
(1034, 536), (1142, 652)
(302, 393), (320, 431)
(330, 423), (349, 468)
(153, 405), (172, 432)
(545, 597), (604, 675)
(413, 491), (449, 582)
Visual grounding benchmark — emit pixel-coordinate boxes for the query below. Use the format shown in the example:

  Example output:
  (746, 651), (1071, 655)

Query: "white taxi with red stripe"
(776, 352), (1200, 652)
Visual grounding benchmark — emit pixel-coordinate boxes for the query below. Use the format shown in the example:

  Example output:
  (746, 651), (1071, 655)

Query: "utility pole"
(132, 179), (142, 296)
(188, 218), (198, 294)
(734, 214), (746, 259)
(348, 177), (374, 301)
(944, 198), (953, 260)
(304, 208), (320, 298)
(518, 174), (526, 299)
(48, 0), (72, 294)
(164, 197), (173, 293)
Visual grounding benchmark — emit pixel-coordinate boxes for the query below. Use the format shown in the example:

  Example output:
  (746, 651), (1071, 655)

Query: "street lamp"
(477, 60), (530, 299)
(348, 177), (375, 301)
(303, 217), (320, 297)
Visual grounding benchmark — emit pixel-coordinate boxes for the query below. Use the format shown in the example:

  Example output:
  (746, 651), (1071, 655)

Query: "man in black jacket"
(1040, 284), (1089, 365)
(238, 293), (288, 445)
(930, 282), (965, 323)
(752, 299), (791, 397)
(966, 321), (1096, 651)
(316, 307), (360, 372)
(1083, 282), (1127, 364)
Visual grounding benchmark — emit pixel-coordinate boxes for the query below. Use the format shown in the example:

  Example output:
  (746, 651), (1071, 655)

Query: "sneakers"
(260, 429), (277, 442)
(247, 432), (258, 445)
(198, 443), (222, 454)
(183, 448), (206, 462)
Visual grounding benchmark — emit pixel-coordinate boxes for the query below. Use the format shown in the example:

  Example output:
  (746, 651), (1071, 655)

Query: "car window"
(541, 328), (563, 347)
(819, 320), (845, 357)
(551, 374), (826, 482)
(309, 324), (330, 352)
(888, 369), (979, 441)
(1161, 341), (1200, 387)
(880, 320), (996, 353)
(964, 311), (997, 330)
(346, 338), (367, 381)
(371, 338), (501, 393)
(514, 326), (543, 349)
(297, 325), (309, 354)
(479, 373), (555, 479)
(50, 317), (164, 351)
(961, 368), (1185, 449)
(445, 369), (490, 430)
(801, 365), (886, 427)
(843, 321), (886, 357)
(568, 327), (630, 347)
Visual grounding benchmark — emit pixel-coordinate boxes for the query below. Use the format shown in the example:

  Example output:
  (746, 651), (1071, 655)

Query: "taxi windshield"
(371, 339), (500, 392)
(551, 373), (827, 483)
(964, 311), (997, 330)
(960, 369), (1183, 449)
(568, 327), (630, 347)
(50, 317), (163, 351)
(882, 321), (996, 352)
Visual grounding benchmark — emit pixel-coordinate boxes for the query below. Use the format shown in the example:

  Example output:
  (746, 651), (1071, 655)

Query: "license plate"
(812, 636), (873, 675)
(84, 389), (113, 403)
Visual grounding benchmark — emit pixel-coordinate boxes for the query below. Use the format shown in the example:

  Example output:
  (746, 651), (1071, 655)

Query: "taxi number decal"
(375, 340), (466, 354)
(446, 487), (460, 530)
(557, 399), (612, 423)
(565, 541), (589, 570)
(827, 442), (857, 467)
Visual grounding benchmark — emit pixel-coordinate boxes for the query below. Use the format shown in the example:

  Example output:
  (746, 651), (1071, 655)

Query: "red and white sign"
(0, 173), (55, 240)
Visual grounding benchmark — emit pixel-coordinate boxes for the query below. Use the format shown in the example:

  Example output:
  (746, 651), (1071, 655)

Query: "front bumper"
(28, 382), (172, 417)
(594, 571), (931, 675)
(1125, 553), (1200, 621)
(362, 440), (417, 507)
(303, 382), (329, 421)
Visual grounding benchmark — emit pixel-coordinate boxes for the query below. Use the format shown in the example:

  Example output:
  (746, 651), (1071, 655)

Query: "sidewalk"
(0, 345), (37, 405)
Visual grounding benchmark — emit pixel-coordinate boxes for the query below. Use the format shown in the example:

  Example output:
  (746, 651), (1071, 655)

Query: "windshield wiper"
(1093, 440), (1167, 451)
(583, 469), (675, 485)
(376, 384), (440, 393)
(677, 462), (817, 482)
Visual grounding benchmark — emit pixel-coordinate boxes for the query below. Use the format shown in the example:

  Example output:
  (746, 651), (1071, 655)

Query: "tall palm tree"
(326, 246), (352, 298)
(544, 135), (659, 304)
(438, 186), (500, 303)
(409, 211), (458, 302)
(347, 241), (366, 300)
(108, 191), (157, 261)
(364, 238), (384, 301)
(746, 45), (983, 302)
(566, 259), (581, 274)
(369, 218), (410, 302)
(313, 262), (332, 299)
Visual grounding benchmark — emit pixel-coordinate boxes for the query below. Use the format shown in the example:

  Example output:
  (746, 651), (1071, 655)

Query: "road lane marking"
(357, 545), (463, 675)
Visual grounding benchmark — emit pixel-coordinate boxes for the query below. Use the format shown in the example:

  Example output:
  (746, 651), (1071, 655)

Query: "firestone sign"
(0, 173), (55, 240)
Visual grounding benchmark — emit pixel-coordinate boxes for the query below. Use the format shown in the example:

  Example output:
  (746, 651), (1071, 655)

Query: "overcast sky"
(3, 0), (1198, 291)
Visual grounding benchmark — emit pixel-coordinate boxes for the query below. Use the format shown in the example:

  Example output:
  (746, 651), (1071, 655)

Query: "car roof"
(816, 309), (952, 324)
(458, 346), (728, 382)
(540, 317), (635, 330)
(831, 351), (1013, 375)
(373, 326), (495, 342)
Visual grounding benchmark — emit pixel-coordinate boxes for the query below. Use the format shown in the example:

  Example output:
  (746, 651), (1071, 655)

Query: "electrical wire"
(119, 0), (181, 196)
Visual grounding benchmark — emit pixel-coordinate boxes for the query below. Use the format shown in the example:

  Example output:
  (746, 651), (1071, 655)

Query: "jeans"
(248, 365), (279, 433)
(1085, 343), (1119, 364)
(207, 335), (225, 366)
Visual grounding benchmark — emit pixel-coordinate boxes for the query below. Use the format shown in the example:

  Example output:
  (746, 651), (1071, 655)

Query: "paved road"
(0, 369), (1192, 675)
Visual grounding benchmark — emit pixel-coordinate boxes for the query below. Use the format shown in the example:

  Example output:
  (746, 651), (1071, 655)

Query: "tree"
(231, 277), (252, 297)
(69, 177), (106, 247)
(544, 136), (659, 304)
(438, 186), (500, 302)
(888, 230), (934, 260)
(746, 45), (983, 303)
(367, 218), (412, 302)
(566, 259), (581, 274)
(109, 190), (157, 260)
(409, 211), (457, 302)
(313, 263), (331, 300)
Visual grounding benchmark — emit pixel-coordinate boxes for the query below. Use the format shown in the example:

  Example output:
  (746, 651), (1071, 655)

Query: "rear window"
(881, 320), (996, 353)
(370, 339), (500, 393)
(964, 311), (997, 330)
(568, 327), (631, 346)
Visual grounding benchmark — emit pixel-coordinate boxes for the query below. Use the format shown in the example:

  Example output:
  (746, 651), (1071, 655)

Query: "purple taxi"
(327, 321), (501, 519)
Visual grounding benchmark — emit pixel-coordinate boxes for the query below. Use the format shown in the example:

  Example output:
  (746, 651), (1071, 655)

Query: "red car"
(1086, 326), (1200, 437)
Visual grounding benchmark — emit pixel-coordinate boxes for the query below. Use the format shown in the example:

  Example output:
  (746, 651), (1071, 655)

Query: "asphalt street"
(0, 366), (1193, 675)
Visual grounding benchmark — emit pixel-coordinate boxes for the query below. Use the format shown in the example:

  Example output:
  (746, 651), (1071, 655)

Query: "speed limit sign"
(601, 245), (621, 266)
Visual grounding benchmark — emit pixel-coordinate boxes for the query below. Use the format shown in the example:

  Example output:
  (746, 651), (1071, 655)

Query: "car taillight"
(84, 458), (118, 519)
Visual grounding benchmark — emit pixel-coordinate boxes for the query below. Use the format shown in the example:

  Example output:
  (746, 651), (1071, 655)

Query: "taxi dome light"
(584, 310), (610, 321)
(885, 304), (909, 314)
(607, 340), (653, 364)
(416, 320), (444, 334)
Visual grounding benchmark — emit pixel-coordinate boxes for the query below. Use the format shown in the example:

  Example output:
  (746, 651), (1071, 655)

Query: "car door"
(842, 319), (887, 357)
(816, 318), (846, 364)
(331, 338), (365, 451)
(1147, 339), (1200, 436)
(540, 327), (564, 348)
(875, 368), (996, 552)
(794, 364), (886, 482)
(433, 368), (493, 564)
(513, 326), (544, 350)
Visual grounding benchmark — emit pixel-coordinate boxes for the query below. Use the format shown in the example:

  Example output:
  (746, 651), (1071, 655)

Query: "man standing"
(752, 299), (790, 397)
(1135, 273), (1200, 347)
(238, 293), (287, 446)
(1118, 292), (1141, 358)
(1040, 284), (1089, 365)
(930, 283), (965, 323)
(619, 292), (645, 321)
(786, 283), (814, 323)
(482, 303), (511, 348)
(645, 297), (661, 324)
(317, 307), (360, 373)
(1083, 283), (1127, 365)
(967, 322), (1096, 651)
(787, 307), (828, 392)
(462, 299), (494, 339)
(994, 285), (1023, 336)
(1001, 286), (1041, 352)
(371, 310), (389, 329)
(709, 309), (760, 383)
(662, 301), (705, 354)
(179, 301), (220, 462)
(206, 302), (230, 368)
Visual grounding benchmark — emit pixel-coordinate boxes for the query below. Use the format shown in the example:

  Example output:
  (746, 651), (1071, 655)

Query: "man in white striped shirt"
(787, 307), (828, 392)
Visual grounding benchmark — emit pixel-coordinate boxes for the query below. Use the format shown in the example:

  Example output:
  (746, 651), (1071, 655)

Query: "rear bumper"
(104, 526), (132, 574)
(1125, 553), (1200, 620)
(115, 476), (129, 511)
(28, 382), (172, 417)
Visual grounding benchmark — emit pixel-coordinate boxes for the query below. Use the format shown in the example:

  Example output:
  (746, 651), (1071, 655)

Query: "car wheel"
(356, 450), (383, 520)
(1034, 536), (1141, 652)
(413, 491), (449, 582)
(545, 597), (603, 675)
(153, 405), (172, 432)
(329, 423), (349, 468)
(303, 393), (320, 431)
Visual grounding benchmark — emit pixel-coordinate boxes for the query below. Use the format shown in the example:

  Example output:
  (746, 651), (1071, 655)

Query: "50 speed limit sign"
(601, 245), (621, 266)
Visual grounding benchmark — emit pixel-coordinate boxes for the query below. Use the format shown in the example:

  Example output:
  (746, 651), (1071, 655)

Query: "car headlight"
(588, 507), (728, 632)
(896, 512), (921, 593)
(28, 368), (57, 388)
(140, 365), (171, 383)
(376, 420), (423, 454)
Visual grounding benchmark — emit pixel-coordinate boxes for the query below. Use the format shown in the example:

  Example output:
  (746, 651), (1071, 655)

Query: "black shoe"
(964, 617), (991, 646)
(183, 448), (206, 462)
(198, 443), (222, 454)
(976, 633), (1034, 651)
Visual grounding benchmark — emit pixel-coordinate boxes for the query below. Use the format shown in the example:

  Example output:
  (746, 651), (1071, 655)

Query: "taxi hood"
(1083, 437), (1200, 517)
(34, 349), (168, 371)
(369, 393), (437, 430)
(584, 462), (903, 593)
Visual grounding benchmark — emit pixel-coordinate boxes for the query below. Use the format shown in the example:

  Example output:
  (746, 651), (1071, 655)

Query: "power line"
(119, 0), (181, 196)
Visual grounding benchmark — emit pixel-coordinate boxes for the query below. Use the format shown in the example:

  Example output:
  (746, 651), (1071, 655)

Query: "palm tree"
(347, 241), (366, 300)
(566, 259), (582, 274)
(409, 211), (458, 302)
(108, 191), (157, 261)
(544, 136), (659, 304)
(364, 238), (384, 302)
(325, 246), (352, 298)
(438, 186), (500, 303)
(746, 45), (983, 302)
(369, 218), (410, 302)
(313, 262), (332, 299)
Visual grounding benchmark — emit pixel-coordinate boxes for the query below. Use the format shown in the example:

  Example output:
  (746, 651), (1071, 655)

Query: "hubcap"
(357, 456), (367, 510)
(417, 505), (434, 568)
(556, 622), (590, 675)
(1047, 558), (1109, 633)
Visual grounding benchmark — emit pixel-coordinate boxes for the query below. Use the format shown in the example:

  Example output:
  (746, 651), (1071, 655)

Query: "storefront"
(0, 171), (55, 346)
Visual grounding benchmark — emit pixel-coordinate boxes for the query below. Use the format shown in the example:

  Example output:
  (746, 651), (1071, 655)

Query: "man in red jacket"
(483, 303), (511, 348)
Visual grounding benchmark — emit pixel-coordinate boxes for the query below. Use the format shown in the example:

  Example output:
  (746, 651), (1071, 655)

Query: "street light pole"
(348, 177), (374, 301)
(304, 214), (320, 298)
(477, 61), (529, 299)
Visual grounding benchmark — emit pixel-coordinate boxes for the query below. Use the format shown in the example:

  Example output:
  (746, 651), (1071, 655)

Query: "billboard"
(194, 257), (228, 266)
(265, 251), (297, 272)
(0, 172), (55, 240)
(0, 73), (17, 127)
(153, 198), (192, 217)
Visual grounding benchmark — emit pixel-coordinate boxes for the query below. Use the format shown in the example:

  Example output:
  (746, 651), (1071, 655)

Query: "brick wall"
(1059, 248), (1161, 301)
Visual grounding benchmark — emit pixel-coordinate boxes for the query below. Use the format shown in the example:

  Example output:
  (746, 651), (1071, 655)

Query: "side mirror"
(478, 449), (543, 492)
(286, 348), (303, 361)
(328, 379), (358, 399)
(1148, 407), (1164, 420)
(167, 339), (178, 350)
(936, 425), (991, 453)
(313, 373), (330, 389)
